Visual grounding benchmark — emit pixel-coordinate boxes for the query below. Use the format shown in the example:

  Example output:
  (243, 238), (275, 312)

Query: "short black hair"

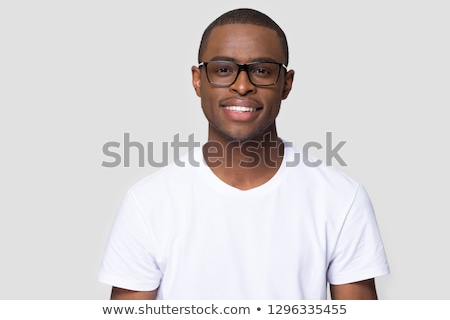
(198, 8), (289, 66)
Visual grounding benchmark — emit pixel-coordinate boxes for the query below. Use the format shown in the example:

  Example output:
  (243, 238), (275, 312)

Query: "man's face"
(192, 24), (294, 142)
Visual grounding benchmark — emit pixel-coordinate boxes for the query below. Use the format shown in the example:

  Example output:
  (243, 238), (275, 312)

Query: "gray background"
(1, 0), (449, 299)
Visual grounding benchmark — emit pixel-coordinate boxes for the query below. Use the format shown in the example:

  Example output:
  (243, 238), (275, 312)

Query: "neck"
(203, 127), (284, 190)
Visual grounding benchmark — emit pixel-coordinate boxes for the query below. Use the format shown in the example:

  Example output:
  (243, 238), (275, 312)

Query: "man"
(98, 8), (389, 300)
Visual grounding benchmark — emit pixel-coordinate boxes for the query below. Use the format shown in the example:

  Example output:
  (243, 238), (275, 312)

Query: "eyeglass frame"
(198, 60), (287, 87)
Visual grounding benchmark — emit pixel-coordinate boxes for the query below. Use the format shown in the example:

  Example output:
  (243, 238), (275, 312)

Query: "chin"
(220, 130), (270, 143)
(210, 121), (275, 143)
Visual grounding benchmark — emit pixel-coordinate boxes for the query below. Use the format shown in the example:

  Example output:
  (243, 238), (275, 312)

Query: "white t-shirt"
(98, 143), (389, 299)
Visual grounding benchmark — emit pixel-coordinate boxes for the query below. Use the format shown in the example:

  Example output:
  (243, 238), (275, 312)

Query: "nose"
(229, 69), (256, 95)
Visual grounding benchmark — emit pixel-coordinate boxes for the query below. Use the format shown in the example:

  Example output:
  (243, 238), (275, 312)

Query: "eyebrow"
(208, 56), (281, 64)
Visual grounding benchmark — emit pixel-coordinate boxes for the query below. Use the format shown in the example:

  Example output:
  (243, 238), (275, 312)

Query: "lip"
(221, 98), (262, 109)
(220, 99), (263, 121)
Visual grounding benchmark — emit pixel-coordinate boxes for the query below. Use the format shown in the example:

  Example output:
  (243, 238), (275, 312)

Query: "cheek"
(263, 90), (284, 109)
(200, 91), (220, 117)
(200, 86), (224, 107)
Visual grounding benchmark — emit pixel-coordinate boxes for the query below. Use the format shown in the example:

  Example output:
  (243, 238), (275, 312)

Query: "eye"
(254, 68), (269, 74)
(209, 62), (236, 78)
(217, 67), (232, 74)
(251, 65), (273, 78)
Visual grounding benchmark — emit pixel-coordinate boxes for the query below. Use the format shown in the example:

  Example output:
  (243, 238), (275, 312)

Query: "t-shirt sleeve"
(327, 184), (390, 285)
(98, 190), (162, 291)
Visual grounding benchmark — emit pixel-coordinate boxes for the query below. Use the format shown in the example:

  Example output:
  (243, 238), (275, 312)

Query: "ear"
(281, 69), (295, 100)
(191, 66), (202, 97)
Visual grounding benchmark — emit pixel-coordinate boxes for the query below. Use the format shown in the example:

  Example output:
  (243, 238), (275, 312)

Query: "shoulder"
(283, 142), (361, 196)
(281, 142), (376, 224)
(128, 147), (203, 199)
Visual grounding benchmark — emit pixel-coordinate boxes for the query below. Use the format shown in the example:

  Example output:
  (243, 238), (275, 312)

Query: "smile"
(222, 106), (260, 112)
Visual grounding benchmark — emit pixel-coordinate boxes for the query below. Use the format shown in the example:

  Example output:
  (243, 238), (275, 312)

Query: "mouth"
(220, 103), (263, 122)
(222, 106), (261, 113)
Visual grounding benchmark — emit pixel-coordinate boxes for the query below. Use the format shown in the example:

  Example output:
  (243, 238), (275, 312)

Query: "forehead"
(202, 24), (285, 63)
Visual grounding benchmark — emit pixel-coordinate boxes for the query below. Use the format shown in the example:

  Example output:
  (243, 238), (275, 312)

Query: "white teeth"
(223, 106), (257, 112)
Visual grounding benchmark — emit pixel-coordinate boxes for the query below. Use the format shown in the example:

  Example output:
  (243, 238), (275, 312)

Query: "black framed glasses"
(199, 61), (286, 87)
